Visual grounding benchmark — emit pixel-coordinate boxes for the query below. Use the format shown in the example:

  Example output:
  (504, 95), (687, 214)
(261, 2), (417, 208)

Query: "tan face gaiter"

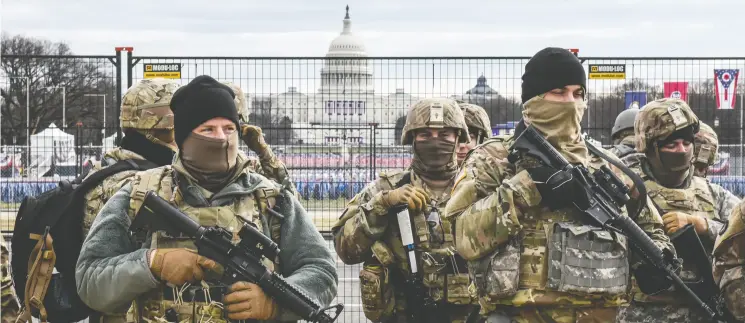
(522, 95), (589, 165)
(411, 137), (458, 181)
(181, 132), (239, 191)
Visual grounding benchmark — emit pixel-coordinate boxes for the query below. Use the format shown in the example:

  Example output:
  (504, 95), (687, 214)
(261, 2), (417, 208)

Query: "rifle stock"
(130, 191), (344, 323)
(508, 124), (727, 321)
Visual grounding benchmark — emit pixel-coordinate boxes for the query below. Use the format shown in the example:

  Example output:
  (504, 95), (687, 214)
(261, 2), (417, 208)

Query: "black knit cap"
(521, 47), (587, 103)
(170, 75), (240, 150)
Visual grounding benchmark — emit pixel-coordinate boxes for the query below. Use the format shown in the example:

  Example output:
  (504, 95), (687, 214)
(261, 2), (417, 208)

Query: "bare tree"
(1, 33), (116, 145)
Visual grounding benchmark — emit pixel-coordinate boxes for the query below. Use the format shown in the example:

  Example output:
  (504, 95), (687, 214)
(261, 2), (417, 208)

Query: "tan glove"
(223, 281), (279, 320)
(661, 211), (708, 235)
(381, 184), (430, 213)
(241, 124), (269, 154)
(148, 248), (219, 286)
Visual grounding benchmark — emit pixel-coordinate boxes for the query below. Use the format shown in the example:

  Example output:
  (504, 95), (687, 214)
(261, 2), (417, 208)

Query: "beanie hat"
(170, 75), (240, 150)
(521, 47), (587, 103)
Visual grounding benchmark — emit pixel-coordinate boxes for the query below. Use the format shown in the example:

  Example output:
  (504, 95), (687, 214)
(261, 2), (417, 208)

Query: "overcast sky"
(2, 0), (744, 57)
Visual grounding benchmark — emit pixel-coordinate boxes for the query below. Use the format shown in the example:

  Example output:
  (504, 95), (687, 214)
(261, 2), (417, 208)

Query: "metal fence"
(3, 53), (745, 322)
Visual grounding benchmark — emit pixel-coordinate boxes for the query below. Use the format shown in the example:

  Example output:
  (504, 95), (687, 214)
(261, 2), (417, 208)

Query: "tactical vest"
(630, 171), (717, 304)
(127, 166), (281, 323)
(83, 148), (149, 238)
(463, 138), (630, 314)
(360, 170), (474, 322)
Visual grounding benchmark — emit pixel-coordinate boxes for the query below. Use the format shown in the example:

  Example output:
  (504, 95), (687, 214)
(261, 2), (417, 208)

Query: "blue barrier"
(3, 176), (745, 204)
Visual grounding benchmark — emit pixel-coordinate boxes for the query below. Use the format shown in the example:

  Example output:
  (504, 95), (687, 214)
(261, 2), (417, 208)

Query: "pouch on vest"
(467, 236), (521, 301)
(546, 222), (629, 296)
(359, 263), (395, 323)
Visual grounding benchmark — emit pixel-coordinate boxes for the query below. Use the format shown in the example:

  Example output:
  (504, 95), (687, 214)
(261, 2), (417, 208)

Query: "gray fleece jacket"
(75, 170), (338, 322)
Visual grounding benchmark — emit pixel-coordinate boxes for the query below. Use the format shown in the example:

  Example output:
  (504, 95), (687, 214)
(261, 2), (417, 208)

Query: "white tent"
(103, 134), (117, 149)
(28, 123), (76, 177)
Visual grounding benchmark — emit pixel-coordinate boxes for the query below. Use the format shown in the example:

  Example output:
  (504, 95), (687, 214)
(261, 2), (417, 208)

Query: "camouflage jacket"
(444, 136), (672, 312)
(624, 155), (740, 245)
(82, 147), (294, 238)
(609, 135), (637, 159)
(1, 239), (20, 323)
(245, 147), (295, 194)
(713, 199), (745, 321)
(332, 169), (475, 307)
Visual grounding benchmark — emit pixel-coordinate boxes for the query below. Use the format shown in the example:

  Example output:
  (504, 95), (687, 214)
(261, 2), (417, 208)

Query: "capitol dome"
(326, 6), (367, 57)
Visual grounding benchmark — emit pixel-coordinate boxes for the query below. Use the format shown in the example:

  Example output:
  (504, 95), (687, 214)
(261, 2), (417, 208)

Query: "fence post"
(114, 47), (134, 145)
(76, 121), (83, 177)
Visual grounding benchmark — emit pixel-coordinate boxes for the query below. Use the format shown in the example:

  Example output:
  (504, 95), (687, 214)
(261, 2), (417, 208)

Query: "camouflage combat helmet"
(401, 98), (469, 145)
(611, 107), (639, 139)
(221, 81), (249, 124)
(635, 98), (700, 152)
(459, 103), (492, 139)
(120, 78), (181, 130)
(694, 122), (719, 166)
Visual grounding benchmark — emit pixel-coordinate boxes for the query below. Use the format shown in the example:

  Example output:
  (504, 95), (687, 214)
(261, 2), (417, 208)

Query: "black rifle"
(390, 204), (447, 323)
(670, 224), (735, 322)
(508, 124), (730, 321)
(130, 191), (344, 323)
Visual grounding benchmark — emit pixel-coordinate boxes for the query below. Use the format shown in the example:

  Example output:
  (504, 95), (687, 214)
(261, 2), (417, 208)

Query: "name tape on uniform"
(589, 64), (626, 79)
(143, 63), (182, 79)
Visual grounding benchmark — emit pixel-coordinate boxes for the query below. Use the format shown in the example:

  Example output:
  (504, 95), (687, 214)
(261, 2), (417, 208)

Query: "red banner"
(664, 82), (689, 101)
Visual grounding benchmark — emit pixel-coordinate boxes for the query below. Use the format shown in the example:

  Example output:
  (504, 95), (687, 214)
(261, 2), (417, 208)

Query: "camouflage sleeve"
(604, 156), (675, 264)
(713, 201), (745, 321)
(709, 182), (742, 241)
(246, 148), (295, 194)
(331, 180), (391, 265)
(445, 144), (524, 261)
(633, 195), (676, 263)
(1, 239), (20, 323)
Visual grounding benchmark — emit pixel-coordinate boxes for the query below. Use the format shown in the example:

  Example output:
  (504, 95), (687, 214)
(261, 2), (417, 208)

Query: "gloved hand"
(148, 248), (219, 286)
(526, 166), (587, 210)
(381, 184), (430, 213)
(223, 281), (279, 320)
(240, 124), (269, 154)
(662, 211), (708, 235)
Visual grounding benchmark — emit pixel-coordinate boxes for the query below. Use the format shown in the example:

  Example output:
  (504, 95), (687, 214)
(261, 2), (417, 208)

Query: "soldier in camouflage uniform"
(456, 103), (491, 166)
(692, 122), (719, 178)
(1, 239), (20, 323)
(713, 199), (745, 322)
(610, 108), (640, 158)
(81, 78), (182, 239)
(75, 75), (337, 323)
(445, 47), (673, 323)
(333, 98), (477, 323)
(616, 98), (741, 323)
(83, 80), (294, 238)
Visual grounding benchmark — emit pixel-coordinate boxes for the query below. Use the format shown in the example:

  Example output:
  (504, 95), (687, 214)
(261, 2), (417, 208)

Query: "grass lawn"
(0, 202), (19, 210)
(299, 198), (348, 210)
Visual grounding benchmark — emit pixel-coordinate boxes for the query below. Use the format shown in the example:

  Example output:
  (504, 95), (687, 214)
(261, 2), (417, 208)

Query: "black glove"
(526, 166), (585, 210)
(633, 263), (673, 295)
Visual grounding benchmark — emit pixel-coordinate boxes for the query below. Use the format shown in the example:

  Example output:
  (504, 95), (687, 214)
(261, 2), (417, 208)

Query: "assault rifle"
(391, 205), (447, 323)
(130, 191), (344, 323)
(508, 123), (731, 322)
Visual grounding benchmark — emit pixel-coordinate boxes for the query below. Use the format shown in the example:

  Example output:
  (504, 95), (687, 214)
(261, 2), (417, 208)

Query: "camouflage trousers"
(615, 302), (711, 323)
(382, 303), (475, 323)
(483, 307), (619, 323)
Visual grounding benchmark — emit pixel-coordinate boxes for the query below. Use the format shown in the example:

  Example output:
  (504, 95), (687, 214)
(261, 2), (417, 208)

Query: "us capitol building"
(252, 6), (498, 146)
